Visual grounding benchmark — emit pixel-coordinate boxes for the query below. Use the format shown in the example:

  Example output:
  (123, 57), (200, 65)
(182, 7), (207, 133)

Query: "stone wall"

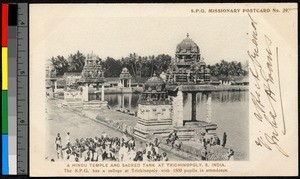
(137, 104), (172, 121)
(172, 90), (183, 127)
(95, 114), (135, 135)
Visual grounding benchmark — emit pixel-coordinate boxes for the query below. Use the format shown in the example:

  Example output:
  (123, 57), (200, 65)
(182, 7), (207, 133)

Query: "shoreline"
(52, 85), (249, 95)
(104, 85), (249, 94)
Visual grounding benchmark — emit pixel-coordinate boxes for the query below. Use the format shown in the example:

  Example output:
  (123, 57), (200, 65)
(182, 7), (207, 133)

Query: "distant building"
(119, 67), (132, 88)
(233, 75), (249, 85)
(216, 75), (249, 86)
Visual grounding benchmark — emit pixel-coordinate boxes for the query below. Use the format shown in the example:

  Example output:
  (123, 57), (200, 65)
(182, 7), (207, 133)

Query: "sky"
(30, 4), (249, 65)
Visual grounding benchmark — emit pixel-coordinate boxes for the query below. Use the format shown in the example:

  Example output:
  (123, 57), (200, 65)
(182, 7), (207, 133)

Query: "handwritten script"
(248, 13), (288, 157)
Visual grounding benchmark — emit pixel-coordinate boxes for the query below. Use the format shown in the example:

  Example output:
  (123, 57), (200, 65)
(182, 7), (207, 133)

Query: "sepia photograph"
(29, 3), (297, 176)
(41, 5), (249, 163)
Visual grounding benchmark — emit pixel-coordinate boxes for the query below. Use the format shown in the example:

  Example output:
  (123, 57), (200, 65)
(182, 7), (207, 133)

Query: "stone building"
(119, 67), (132, 88)
(45, 61), (58, 93)
(77, 53), (105, 102)
(134, 34), (219, 145)
(74, 53), (108, 108)
(166, 34), (211, 84)
(134, 74), (173, 140)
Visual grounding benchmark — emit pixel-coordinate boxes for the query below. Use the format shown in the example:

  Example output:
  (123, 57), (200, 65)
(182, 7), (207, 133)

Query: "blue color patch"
(2, 134), (9, 174)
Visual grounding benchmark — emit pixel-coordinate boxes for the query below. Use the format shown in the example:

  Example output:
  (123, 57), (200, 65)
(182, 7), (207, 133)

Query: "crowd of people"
(53, 131), (233, 162)
(54, 132), (169, 162)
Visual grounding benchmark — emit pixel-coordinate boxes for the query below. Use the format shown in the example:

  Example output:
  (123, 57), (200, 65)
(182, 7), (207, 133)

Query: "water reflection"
(103, 91), (249, 159)
(104, 93), (139, 111)
(181, 91), (248, 104)
(103, 91), (248, 111)
(212, 91), (249, 103)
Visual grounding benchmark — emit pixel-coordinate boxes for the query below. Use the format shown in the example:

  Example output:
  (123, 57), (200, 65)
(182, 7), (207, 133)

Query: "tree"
(219, 60), (229, 76)
(242, 61), (249, 75)
(50, 55), (69, 76)
(209, 59), (247, 77)
(154, 54), (172, 74)
(102, 57), (122, 77)
(67, 51), (86, 73)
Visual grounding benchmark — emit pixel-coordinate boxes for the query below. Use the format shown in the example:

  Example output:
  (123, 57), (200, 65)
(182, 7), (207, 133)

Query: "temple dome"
(121, 67), (129, 74)
(120, 67), (131, 79)
(144, 74), (166, 92)
(176, 33), (200, 54)
(145, 74), (164, 84)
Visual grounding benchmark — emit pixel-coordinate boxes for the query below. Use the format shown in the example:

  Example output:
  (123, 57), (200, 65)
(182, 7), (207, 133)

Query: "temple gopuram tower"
(134, 74), (173, 140)
(165, 34), (218, 142)
(166, 33), (211, 84)
(76, 53), (107, 108)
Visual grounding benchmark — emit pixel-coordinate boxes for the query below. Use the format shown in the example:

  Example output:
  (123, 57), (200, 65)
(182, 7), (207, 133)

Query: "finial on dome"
(187, 33), (189, 38)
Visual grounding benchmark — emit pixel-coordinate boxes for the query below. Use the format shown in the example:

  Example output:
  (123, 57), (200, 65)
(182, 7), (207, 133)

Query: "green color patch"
(2, 90), (8, 134)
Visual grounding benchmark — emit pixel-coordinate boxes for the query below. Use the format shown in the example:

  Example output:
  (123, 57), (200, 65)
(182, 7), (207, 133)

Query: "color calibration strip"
(2, 3), (9, 175)
(8, 3), (18, 175)
(2, 3), (18, 175)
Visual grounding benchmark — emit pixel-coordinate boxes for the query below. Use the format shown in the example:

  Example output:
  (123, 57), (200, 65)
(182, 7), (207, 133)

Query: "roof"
(119, 67), (132, 79)
(233, 75), (249, 83)
(145, 75), (165, 84)
(215, 75), (248, 82)
(105, 77), (119, 83)
(104, 77), (149, 84)
(218, 76), (235, 81)
(210, 76), (219, 81)
(176, 34), (200, 54)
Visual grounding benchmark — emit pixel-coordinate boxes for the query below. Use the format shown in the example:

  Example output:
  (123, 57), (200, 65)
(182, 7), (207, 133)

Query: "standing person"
(55, 133), (62, 151)
(56, 144), (63, 160)
(128, 137), (135, 148)
(65, 132), (71, 148)
(201, 147), (207, 161)
(227, 148), (234, 161)
(162, 152), (168, 161)
(153, 137), (160, 154)
(222, 132), (227, 147)
(142, 150), (147, 161)
(55, 133), (63, 160)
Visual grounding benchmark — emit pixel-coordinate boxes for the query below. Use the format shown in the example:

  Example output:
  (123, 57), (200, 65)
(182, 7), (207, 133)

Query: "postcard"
(29, 3), (298, 176)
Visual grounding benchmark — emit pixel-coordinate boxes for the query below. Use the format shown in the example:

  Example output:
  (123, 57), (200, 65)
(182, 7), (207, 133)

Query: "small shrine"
(166, 33), (211, 84)
(69, 53), (108, 108)
(119, 67), (132, 88)
(134, 74), (173, 140)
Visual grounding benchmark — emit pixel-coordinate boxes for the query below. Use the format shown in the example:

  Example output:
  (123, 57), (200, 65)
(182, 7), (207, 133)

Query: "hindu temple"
(119, 67), (132, 88)
(134, 34), (219, 146)
(118, 67), (133, 93)
(134, 74), (173, 140)
(63, 53), (108, 108)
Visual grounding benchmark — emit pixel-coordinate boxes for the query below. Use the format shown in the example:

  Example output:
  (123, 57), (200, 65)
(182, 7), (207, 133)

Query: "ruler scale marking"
(16, 3), (29, 175)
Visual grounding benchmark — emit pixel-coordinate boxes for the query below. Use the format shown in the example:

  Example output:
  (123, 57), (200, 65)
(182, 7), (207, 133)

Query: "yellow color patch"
(2, 47), (8, 90)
